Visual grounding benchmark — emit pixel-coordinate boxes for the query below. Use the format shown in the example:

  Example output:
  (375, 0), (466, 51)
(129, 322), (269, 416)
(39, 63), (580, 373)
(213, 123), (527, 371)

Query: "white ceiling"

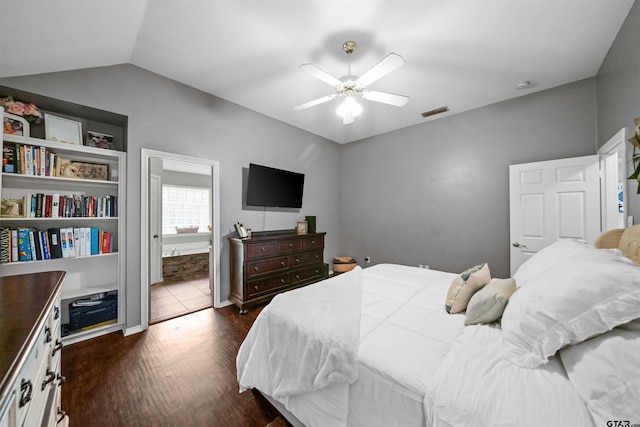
(0, 0), (633, 144)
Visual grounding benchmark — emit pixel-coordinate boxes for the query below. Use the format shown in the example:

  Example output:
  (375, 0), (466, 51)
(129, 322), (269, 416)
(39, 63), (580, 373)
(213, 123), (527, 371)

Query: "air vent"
(421, 106), (449, 118)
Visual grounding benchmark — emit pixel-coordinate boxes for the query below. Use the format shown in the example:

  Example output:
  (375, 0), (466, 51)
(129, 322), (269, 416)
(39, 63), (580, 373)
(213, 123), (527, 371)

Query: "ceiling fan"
(294, 41), (409, 125)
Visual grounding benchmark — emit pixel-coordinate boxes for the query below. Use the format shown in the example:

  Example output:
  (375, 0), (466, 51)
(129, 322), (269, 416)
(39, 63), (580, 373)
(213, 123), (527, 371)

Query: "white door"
(509, 155), (600, 275)
(149, 174), (162, 284)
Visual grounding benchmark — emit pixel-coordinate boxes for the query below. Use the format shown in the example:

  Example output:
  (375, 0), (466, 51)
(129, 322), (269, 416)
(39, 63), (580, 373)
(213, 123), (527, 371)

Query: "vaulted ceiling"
(0, 0), (633, 144)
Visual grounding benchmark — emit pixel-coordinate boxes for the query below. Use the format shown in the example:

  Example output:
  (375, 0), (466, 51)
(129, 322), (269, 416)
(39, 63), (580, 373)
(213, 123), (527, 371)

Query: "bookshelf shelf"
(1, 105), (127, 343)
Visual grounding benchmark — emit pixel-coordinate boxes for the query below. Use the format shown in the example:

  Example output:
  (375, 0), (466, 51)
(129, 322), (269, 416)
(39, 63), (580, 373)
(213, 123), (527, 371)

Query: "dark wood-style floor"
(61, 305), (284, 427)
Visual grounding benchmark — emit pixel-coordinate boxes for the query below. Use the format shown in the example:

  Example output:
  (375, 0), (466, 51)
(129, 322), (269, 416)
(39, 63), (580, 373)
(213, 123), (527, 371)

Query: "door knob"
(512, 241), (527, 248)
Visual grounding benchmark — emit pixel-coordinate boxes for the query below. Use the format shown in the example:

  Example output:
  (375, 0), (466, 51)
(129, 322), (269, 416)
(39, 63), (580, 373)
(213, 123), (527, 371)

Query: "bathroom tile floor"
(150, 275), (212, 324)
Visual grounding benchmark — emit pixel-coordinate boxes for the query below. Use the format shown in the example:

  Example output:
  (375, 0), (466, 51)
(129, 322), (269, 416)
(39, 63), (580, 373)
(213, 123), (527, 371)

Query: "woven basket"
(333, 256), (357, 273)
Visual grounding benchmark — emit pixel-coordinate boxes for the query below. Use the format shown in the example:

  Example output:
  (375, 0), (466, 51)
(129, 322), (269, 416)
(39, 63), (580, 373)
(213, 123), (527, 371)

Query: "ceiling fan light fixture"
(336, 96), (363, 125)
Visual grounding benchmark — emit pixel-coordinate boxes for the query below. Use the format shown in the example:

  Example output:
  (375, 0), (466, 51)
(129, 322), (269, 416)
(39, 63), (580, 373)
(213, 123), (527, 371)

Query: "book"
(47, 228), (63, 259)
(11, 229), (18, 261)
(15, 143), (21, 174)
(44, 195), (52, 218)
(73, 228), (80, 257)
(60, 227), (69, 258)
(39, 147), (46, 176)
(40, 230), (51, 260)
(66, 228), (76, 257)
(18, 228), (32, 261)
(83, 227), (91, 256)
(0, 227), (10, 264)
(90, 227), (99, 255)
(31, 229), (43, 260)
(2, 145), (15, 173)
(19, 145), (25, 175)
(51, 193), (60, 218)
(35, 193), (44, 218)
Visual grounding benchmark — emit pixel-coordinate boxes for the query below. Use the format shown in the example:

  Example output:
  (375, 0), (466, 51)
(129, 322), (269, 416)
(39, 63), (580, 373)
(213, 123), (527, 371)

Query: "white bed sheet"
(426, 324), (594, 427)
(276, 264), (466, 427)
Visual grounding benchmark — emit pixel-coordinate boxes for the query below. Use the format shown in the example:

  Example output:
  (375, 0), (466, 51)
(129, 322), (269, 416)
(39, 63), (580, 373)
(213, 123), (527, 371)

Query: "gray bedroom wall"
(340, 79), (597, 278)
(0, 65), (341, 330)
(596, 0), (640, 220)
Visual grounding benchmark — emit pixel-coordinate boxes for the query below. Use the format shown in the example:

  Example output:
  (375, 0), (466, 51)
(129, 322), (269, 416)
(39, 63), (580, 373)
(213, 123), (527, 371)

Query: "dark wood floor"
(61, 305), (284, 427)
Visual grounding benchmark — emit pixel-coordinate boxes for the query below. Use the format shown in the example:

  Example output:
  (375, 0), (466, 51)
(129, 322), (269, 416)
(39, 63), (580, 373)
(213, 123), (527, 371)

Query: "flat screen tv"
(246, 163), (305, 208)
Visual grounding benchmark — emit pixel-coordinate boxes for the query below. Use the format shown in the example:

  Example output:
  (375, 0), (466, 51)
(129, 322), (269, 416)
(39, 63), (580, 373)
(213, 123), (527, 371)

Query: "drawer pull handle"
(254, 266), (259, 272)
(20, 379), (32, 407)
(295, 274), (300, 279)
(280, 261), (285, 266)
(45, 326), (52, 343)
(42, 368), (56, 390)
(254, 285), (259, 291)
(54, 305), (60, 320)
(295, 258), (300, 263)
(288, 243), (293, 248)
(315, 255), (319, 259)
(57, 373), (66, 386)
(58, 408), (67, 423)
(260, 246), (265, 251)
(52, 339), (63, 357)
(311, 240), (316, 245)
(280, 278), (286, 284)
(315, 270), (320, 274)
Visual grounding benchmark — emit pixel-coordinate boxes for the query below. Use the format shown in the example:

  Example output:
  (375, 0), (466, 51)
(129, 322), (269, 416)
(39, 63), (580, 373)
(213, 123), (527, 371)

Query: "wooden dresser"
(229, 231), (328, 313)
(0, 271), (68, 427)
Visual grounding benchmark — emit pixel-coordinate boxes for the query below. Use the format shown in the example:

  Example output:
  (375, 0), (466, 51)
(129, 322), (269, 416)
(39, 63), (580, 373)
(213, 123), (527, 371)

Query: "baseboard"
(124, 325), (145, 336)
(218, 299), (233, 308)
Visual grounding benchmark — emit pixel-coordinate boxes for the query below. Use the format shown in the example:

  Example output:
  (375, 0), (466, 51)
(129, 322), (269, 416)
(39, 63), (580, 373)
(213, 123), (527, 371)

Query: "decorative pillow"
(501, 245), (640, 368)
(559, 319), (640, 426)
(464, 278), (516, 325)
(513, 238), (593, 287)
(445, 263), (491, 314)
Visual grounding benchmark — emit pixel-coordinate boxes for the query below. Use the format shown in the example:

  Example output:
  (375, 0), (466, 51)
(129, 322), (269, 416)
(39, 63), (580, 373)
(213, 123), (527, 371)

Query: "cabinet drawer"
(246, 241), (278, 259)
(291, 266), (324, 285)
(246, 256), (289, 279)
(247, 274), (289, 297)
(291, 250), (323, 268)
(278, 239), (302, 253)
(302, 236), (324, 250)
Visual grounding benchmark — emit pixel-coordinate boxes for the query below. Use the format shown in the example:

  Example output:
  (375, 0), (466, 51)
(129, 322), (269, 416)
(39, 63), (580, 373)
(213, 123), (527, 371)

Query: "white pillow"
(559, 320), (640, 426)
(513, 238), (593, 287)
(501, 245), (640, 368)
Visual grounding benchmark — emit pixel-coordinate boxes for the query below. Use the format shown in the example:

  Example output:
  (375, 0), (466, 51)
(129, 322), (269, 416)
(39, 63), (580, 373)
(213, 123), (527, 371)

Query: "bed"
(237, 226), (640, 427)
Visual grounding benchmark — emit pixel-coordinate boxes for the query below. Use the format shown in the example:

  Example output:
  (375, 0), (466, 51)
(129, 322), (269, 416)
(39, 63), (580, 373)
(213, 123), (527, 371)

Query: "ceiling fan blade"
(357, 53), (405, 87)
(294, 94), (337, 110)
(362, 90), (409, 107)
(299, 64), (342, 87)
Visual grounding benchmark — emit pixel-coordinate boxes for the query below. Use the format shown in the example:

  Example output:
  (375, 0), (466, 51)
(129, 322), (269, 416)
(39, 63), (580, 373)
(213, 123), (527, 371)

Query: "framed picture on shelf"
(3, 113), (29, 137)
(296, 220), (308, 235)
(86, 130), (114, 150)
(1, 198), (26, 218)
(45, 113), (82, 145)
(73, 162), (109, 181)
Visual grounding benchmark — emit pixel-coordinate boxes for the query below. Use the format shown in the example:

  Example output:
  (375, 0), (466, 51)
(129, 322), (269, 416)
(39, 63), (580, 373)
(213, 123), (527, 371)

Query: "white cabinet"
(0, 130), (126, 343)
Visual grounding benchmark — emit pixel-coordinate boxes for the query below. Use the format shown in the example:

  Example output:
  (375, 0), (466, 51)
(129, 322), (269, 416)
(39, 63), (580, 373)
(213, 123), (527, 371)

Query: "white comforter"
(237, 266), (363, 399)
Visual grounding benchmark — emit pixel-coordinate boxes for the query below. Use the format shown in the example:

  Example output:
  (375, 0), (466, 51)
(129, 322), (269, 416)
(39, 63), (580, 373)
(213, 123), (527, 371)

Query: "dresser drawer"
(278, 239), (303, 253)
(302, 235), (324, 250)
(247, 274), (290, 298)
(246, 241), (279, 259)
(246, 256), (289, 279)
(291, 250), (323, 268)
(15, 321), (51, 427)
(291, 266), (324, 285)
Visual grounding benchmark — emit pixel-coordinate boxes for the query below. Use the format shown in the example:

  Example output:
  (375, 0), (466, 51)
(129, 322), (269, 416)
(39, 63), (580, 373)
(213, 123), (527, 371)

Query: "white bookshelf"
(1, 131), (126, 343)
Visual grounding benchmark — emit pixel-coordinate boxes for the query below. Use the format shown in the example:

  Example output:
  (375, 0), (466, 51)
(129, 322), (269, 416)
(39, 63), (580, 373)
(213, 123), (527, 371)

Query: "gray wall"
(597, 0), (640, 219)
(0, 65), (342, 330)
(340, 79), (598, 278)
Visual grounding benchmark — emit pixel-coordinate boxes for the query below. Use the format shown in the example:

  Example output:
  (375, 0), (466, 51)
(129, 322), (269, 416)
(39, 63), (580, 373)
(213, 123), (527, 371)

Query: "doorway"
(140, 149), (221, 330)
